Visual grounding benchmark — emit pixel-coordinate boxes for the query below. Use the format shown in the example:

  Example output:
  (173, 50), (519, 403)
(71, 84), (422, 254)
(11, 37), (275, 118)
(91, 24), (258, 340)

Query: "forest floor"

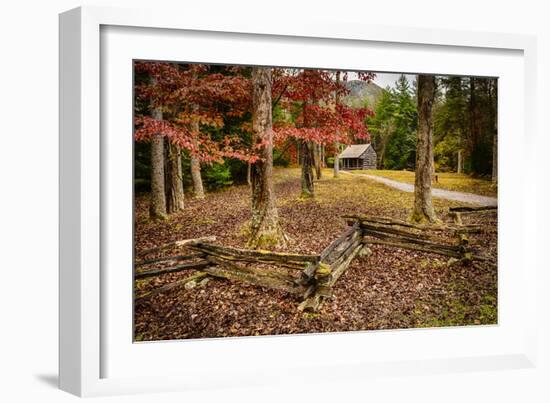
(134, 168), (498, 341)
(350, 169), (498, 198)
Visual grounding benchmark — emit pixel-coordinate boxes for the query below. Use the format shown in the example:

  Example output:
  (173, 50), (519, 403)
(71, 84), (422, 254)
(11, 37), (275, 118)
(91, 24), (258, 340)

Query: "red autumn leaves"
(134, 62), (374, 163)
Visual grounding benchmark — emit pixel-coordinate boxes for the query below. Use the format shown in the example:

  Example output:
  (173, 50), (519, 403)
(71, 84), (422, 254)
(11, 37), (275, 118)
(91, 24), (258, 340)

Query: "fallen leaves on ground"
(134, 168), (497, 341)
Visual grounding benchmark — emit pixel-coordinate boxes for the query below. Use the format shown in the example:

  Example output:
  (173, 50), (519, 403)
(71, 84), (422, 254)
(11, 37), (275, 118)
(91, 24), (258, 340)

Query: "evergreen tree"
(369, 75), (417, 170)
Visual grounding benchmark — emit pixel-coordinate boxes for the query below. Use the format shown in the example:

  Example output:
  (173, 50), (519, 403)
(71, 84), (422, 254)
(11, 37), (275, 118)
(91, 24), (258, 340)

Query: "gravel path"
(344, 172), (498, 206)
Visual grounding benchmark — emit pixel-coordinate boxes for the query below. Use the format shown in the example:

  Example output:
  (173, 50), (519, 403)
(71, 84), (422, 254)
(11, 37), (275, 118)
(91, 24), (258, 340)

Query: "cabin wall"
(362, 147), (377, 170)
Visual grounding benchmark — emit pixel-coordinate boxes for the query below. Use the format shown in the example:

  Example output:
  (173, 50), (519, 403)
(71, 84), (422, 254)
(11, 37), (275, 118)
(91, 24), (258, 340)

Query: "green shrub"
(203, 162), (233, 190)
(273, 149), (290, 167)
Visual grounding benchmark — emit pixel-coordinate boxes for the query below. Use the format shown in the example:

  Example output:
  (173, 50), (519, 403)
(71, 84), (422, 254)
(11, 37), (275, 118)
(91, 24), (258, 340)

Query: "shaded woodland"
(368, 75), (497, 177)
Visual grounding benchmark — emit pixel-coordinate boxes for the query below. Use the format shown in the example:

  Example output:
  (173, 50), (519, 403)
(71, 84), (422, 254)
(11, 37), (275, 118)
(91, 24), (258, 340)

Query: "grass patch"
(350, 169), (497, 197)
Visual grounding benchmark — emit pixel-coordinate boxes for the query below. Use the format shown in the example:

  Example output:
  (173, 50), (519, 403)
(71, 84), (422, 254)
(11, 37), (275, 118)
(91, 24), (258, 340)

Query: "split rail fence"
(135, 206), (496, 312)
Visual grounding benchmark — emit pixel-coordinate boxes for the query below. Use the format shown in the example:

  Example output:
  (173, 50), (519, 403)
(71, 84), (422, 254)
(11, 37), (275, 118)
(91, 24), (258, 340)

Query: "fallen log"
(190, 243), (318, 269)
(135, 252), (205, 268)
(301, 262), (318, 283)
(328, 243), (364, 286)
(299, 242), (364, 312)
(301, 226), (361, 284)
(324, 228), (362, 265)
(135, 260), (213, 279)
(136, 236), (217, 258)
(298, 294), (323, 312)
(453, 226), (484, 234)
(325, 236), (362, 276)
(203, 256), (305, 295)
(357, 221), (450, 244)
(362, 227), (460, 252)
(135, 272), (209, 301)
(364, 239), (463, 259)
(343, 214), (447, 232)
(452, 212), (463, 226)
(319, 222), (360, 261)
(449, 206), (497, 213)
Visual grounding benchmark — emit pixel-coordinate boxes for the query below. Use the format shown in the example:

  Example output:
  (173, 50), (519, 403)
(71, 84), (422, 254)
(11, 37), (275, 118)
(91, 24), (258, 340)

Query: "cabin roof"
(338, 144), (372, 159)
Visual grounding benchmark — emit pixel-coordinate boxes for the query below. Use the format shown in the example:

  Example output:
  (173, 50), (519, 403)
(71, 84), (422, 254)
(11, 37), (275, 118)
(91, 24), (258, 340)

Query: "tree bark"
(468, 77), (478, 174)
(491, 80), (498, 184)
(190, 157), (204, 199)
(411, 75), (437, 223)
(457, 149), (463, 174)
(149, 105), (168, 220)
(190, 102), (205, 199)
(247, 67), (288, 249)
(314, 143), (322, 179)
(300, 101), (315, 198)
(300, 140), (315, 198)
(165, 142), (185, 213)
(333, 71), (341, 178)
(246, 162), (252, 186)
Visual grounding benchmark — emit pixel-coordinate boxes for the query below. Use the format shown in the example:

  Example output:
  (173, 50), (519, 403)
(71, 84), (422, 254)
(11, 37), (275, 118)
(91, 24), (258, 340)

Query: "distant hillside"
(343, 80), (385, 109)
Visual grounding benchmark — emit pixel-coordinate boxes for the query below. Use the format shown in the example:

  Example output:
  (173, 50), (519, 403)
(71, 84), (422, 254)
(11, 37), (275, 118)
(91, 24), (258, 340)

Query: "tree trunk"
(149, 106), (168, 220)
(300, 141), (315, 198)
(457, 149), (463, 174)
(247, 67), (288, 249)
(333, 143), (340, 175)
(333, 71), (341, 178)
(314, 143), (322, 179)
(468, 77), (478, 174)
(378, 123), (391, 169)
(300, 101), (315, 197)
(411, 75), (437, 223)
(190, 155), (204, 199)
(491, 80), (498, 184)
(189, 104), (205, 199)
(165, 142), (184, 213)
(246, 162), (252, 186)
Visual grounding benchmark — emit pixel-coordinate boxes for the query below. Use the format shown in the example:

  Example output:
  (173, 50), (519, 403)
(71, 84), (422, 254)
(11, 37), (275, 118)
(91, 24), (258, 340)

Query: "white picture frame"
(59, 5), (538, 397)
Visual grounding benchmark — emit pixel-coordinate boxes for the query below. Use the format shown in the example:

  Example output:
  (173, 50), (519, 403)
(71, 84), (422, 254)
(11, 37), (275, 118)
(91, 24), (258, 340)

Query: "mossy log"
(362, 226), (459, 252)
(343, 214), (447, 232)
(364, 239), (463, 258)
(135, 260), (213, 279)
(319, 222), (360, 261)
(190, 243), (318, 269)
(299, 242), (364, 312)
(452, 212), (463, 226)
(359, 222), (448, 243)
(327, 242), (364, 286)
(449, 206), (497, 213)
(135, 271), (209, 301)
(324, 228), (362, 265)
(204, 256), (306, 295)
(135, 252), (205, 268)
(298, 294), (323, 312)
(301, 225), (361, 285)
(453, 226), (484, 234)
(457, 233), (470, 247)
(299, 227), (364, 311)
(136, 236), (217, 258)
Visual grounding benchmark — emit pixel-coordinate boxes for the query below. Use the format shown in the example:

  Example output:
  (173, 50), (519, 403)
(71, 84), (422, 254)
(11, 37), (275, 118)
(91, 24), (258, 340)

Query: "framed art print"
(59, 5), (538, 397)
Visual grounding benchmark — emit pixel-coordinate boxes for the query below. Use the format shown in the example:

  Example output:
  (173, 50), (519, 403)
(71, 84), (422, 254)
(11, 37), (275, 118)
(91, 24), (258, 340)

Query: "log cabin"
(338, 144), (377, 170)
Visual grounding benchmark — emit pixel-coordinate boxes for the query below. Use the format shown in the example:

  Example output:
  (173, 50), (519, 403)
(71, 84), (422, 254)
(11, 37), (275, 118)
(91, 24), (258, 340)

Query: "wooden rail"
(135, 209), (495, 310)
